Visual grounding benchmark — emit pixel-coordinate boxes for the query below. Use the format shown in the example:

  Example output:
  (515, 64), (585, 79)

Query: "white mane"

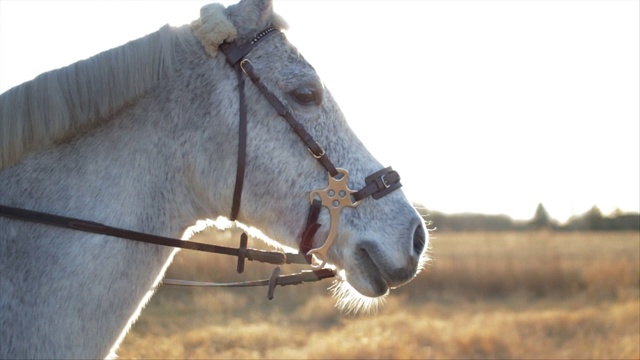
(0, 3), (290, 171)
(0, 25), (179, 170)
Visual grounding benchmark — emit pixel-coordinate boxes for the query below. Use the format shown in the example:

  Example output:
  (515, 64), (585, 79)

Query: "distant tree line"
(417, 203), (640, 232)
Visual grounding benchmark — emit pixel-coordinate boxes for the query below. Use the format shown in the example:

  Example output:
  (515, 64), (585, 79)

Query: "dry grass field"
(118, 230), (639, 359)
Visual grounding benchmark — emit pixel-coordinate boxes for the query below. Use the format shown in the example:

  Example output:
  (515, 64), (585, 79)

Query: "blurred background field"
(118, 228), (639, 359)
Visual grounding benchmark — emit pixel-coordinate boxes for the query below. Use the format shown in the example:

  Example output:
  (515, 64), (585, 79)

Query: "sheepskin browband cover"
(191, 3), (238, 57)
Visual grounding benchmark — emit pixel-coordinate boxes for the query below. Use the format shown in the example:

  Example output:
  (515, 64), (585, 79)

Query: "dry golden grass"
(118, 231), (639, 359)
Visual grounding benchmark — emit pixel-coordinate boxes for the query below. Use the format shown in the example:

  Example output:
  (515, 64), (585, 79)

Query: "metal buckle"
(240, 59), (251, 74)
(380, 173), (391, 189)
(308, 145), (325, 159)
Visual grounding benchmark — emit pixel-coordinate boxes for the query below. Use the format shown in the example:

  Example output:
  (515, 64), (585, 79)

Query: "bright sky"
(1, 0), (638, 222)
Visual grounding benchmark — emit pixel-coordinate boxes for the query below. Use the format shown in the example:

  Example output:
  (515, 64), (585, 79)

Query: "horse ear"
(225, 0), (287, 41)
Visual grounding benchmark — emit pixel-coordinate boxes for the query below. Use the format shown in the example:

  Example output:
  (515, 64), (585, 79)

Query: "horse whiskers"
(329, 271), (387, 315)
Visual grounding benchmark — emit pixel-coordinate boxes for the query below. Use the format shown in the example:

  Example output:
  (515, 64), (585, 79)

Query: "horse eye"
(291, 85), (323, 106)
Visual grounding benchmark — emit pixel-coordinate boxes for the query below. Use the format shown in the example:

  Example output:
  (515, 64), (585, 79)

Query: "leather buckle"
(308, 145), (325, 159)
(380, 173), (391, 189)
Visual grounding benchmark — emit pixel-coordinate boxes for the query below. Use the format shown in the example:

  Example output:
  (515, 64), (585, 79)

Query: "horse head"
(185, 0), (429, 308)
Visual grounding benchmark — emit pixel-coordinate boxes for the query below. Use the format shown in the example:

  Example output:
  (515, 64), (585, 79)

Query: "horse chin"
(329, 272), (389, 315)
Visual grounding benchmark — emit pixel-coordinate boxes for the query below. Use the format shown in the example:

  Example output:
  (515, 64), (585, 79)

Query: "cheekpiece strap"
(220, 27), (279, 221)
(237, 61), (339, 178)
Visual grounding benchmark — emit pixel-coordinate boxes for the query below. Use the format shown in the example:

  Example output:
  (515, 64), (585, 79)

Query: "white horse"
(0, 0), (428, 358)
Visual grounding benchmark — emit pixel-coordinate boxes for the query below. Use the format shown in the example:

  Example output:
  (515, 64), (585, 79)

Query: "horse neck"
(0, 25), (245, 357)
(0, 75), (231, 359)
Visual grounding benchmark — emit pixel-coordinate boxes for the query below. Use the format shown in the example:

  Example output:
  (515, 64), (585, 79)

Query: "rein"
(0, 205), (332, 300)
(0, 27), (402, 300)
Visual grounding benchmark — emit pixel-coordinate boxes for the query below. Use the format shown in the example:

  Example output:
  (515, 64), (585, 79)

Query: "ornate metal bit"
(307, 168), (361, 269)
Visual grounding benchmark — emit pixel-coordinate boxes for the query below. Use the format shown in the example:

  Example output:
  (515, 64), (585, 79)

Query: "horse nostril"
(412, 224), (426, 256)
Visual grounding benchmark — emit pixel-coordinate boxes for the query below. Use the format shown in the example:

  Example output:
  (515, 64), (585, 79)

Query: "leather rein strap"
(0, 204), (328, 300)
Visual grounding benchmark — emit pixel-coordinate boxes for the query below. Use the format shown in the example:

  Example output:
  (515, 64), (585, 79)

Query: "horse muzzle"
(346, 216), (428, 297)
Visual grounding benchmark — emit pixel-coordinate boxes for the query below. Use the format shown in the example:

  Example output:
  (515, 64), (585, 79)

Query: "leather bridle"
(220, 28), (402, 268)
(0, 27), (402, 300)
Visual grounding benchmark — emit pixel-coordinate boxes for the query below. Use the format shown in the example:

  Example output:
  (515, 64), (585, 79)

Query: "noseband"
(0, 28), (402, 299)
